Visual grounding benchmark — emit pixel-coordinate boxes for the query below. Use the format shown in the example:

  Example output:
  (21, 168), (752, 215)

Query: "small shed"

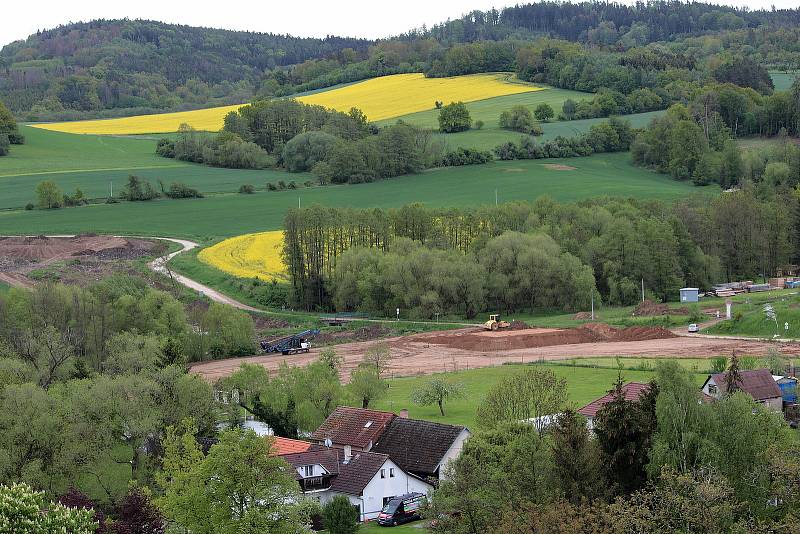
(679, 288), (699, 303)
(775, 376), (798, 404)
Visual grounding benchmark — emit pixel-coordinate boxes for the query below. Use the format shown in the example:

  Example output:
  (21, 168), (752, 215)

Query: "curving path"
(145, 237), (260, 312)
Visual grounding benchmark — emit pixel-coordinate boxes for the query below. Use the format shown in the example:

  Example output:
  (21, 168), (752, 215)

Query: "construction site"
(0, 235), (161, 288)
(190, 321), (800, 383)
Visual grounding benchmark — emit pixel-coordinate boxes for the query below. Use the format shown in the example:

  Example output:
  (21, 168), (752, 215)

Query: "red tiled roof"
(271, 437), (312, 456)
(311, 406), (396, 450)
(578, 382), (651, 418)
(709, 369), (782, 401)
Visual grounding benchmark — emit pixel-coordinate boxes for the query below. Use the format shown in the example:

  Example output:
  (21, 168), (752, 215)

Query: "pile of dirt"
(508, 320), (530, 330)
(416, 323), (677, 352)
(253, 316), (292, 330)
(573, 312), (595, 320)
(315, 324), (392, 344)
(0, 236), (155, 262)
(614, 326), (676, 342)
(633, 299), (689, 317)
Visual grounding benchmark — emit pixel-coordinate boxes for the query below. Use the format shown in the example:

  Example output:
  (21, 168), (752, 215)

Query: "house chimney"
(343, 445), (352, 463)
(399, 409), (409, 419)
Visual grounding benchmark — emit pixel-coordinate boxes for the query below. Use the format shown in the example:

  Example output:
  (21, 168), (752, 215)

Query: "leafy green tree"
(363, 342), (391, 377)
(0, 482), (97, 533)
(477, 368), (567, 431)
(534, 103), (555, 122)
(410, 377), (464, 416)
(551, 409), (605, 504)
(0, 133), (9, 156)
(158, 429), (308, 534)
(35, 180), (64, 209)
(282, 131), (338, 172)
(347, 364), (386, 408)
(499, 105), (539, 134)
(438, 101), (472, 133)
(648, 362), (710, 475)
(0, 101), (23, 144)
(120, 175), (159, 201)
(323, 495), (359, 534)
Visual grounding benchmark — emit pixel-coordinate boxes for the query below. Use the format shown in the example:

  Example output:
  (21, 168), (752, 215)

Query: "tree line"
(429, 359), (800, 532)
(633, 78), (800, 187)
(281, 191), (795, 314)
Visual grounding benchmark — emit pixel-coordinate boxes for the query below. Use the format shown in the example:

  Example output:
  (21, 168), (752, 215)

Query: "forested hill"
(0, 19), (370, 115)
(419, 1), (800, 44)
(4, 2), (800, 119)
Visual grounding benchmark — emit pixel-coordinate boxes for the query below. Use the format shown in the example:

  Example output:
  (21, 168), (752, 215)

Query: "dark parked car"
(377, 492), (425, 527)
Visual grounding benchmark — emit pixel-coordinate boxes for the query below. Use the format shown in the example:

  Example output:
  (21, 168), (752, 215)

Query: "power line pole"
(495, 189), (498, 205)
(641, 278), (645, 303)
(591, 288), (595, 321)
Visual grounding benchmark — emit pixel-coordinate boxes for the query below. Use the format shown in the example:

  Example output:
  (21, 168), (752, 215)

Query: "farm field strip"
(29, 73), (541, 134)
(298, 72), (541, 122)
(198, 231), (287, 281)
(0, 154), (706, 238)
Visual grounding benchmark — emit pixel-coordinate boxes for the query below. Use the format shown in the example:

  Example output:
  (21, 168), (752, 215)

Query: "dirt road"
(190, 326), (800, 383)
(147, 238), (261, 312)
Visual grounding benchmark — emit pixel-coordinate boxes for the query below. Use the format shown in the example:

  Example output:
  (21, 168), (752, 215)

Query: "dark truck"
(259, 329), (319, 355)
(377, 492), (425, 527)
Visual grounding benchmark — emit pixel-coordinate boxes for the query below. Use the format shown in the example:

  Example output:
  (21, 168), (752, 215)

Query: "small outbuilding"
(701, 369), (783, 412)
(679, 287), (699, 303)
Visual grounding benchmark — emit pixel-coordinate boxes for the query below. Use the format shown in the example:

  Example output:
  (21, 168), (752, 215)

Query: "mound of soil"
(416, 323), (677, 352)
(508, 320), (530, 330)
(316, 325), (392, 344)
(0, 236), (154, 262)
(254, 316), (292, 330)
(573, 312), (595, 320)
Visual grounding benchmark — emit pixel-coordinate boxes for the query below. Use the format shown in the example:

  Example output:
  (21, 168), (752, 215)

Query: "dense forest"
(4, 2), (800, 118)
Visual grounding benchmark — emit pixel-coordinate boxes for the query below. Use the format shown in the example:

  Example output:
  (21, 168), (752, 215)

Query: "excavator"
(483, 314), (511, 331)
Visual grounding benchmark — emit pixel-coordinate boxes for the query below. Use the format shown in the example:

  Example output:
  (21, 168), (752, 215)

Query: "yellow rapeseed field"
(198, 231), (288, 281)
(297, 73), (541, 121)
(32, 73), (541, 134)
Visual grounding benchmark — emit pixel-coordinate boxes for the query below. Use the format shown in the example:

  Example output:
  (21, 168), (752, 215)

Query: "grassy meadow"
(0, 153), (706, 238)
(371, 361), (709, 428)
(379, 86), (590, 129)
(770, 70), (799, 92)
(431, 110), (664, 152)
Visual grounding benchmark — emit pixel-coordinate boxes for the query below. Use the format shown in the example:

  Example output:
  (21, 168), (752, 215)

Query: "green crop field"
(380, 87), (592, 130)
(432, 110), (664, 152)
(0, 126), (310, 209)
(370, 361), (708, 428)
(770, 70), (799, 92)
(0, 153), (708, 239)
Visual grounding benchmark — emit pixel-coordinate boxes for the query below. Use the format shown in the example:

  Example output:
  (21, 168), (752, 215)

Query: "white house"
(372, 415), (471, 481)
(280, 445), (433, 521)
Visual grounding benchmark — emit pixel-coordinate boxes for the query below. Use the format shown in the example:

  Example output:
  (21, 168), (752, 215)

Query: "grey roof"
(372, 418), (466, 477)
(707, 369), (782, 401)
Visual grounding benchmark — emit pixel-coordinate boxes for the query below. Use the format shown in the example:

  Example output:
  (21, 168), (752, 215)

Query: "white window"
(303, 465), (313, 477)
(380, 468), (386, 479)
(709, 384), (718, 395)
(364, 421), (373, 428)
(389, 468), (395, 478)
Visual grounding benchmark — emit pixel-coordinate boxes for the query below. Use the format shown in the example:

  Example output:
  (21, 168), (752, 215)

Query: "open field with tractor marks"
(0, 152), (706, 238)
